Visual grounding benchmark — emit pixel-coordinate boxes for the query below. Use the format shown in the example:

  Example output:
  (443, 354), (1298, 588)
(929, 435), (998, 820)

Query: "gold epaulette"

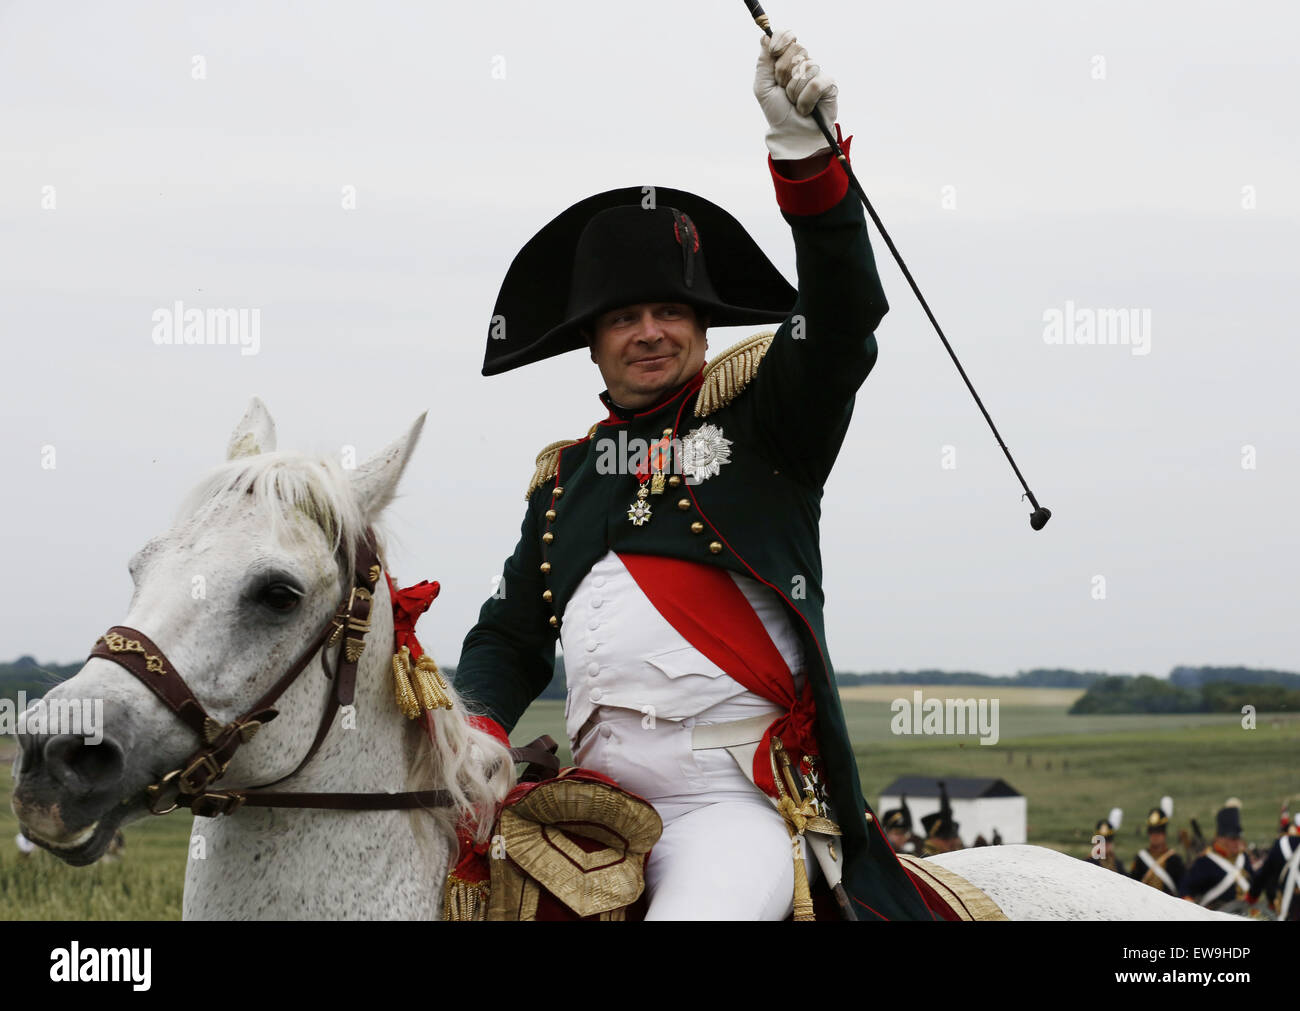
(694, 331), (775, 417)
(525, 425), (598, 500)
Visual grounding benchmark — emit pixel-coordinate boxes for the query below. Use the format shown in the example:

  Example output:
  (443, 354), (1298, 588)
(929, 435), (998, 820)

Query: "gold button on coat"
(690, 521), (704, 534)
(540, 562), (551, 574)
(549, 615), (559, 628)
(677, 498), (690, 510)
(708, 541), (722, 554)
(545, 509), (556, 521)
(542, 590), (552, 602)
(542, 531), (554, 544)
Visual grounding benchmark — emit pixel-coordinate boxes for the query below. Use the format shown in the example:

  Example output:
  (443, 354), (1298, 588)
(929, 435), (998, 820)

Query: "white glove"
(753, 28), (839, 161)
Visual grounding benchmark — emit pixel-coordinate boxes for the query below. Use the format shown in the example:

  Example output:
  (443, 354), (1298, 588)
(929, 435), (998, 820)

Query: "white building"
(878, 776), (1026, 846)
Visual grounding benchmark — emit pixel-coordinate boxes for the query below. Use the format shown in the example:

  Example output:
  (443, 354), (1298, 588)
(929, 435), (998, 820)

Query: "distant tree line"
(1069, 671), (1300, 714)
(7, 655), (1296, 713)
(0, 656), (80, 704)
(834, 668), (1116, 688)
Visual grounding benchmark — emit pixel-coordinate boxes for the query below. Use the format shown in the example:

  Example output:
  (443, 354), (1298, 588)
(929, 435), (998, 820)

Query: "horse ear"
(350, 413), (427, 520)
(227, 398), (277, 459)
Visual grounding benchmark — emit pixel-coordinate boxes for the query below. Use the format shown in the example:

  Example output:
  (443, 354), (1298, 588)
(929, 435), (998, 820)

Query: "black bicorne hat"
(482, 186), (796, 376)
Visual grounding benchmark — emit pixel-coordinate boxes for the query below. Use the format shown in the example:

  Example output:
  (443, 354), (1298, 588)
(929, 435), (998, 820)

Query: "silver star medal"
(681, 423), (732, 484)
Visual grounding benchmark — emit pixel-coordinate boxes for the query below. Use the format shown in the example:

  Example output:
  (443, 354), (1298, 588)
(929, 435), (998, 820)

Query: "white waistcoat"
(560, 550), (805, 746)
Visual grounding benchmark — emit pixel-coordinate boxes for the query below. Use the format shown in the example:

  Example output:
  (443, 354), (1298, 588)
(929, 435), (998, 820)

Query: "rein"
(89, 536), (460, 818)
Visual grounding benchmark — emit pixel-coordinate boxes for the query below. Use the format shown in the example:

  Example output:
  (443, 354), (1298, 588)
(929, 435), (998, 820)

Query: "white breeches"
(572, 698), (819, 920)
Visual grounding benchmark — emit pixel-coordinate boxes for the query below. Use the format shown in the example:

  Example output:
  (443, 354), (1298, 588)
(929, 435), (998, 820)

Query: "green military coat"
(456, 189), (934, 921)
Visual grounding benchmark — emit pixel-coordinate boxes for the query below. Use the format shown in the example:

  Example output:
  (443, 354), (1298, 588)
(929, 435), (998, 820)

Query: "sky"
(2, 0), (1297, 676)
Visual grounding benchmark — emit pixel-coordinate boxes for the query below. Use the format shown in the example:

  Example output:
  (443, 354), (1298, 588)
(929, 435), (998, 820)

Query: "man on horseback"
(454, 27), (933, 921)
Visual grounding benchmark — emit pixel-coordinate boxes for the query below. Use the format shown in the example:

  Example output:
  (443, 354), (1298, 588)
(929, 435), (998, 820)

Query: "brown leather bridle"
(88, 535), (461, 819)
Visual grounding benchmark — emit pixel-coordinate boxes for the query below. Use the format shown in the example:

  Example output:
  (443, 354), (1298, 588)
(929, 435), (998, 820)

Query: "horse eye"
(258, 583), (302, 613)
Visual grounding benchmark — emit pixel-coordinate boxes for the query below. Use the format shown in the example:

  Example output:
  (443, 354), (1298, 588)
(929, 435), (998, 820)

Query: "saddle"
(444, 737), (663, 921)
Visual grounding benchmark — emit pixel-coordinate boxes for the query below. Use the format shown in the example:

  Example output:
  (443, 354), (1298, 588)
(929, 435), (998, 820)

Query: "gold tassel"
(695, 332), (775, 418)
(443, 875), (489, 921)
(413, 654), (453, 712)
(789, 826), (816, 921)
(392, 647), (420, 719)
(393, 646), (453, 719)
(771, 736), (816, 921)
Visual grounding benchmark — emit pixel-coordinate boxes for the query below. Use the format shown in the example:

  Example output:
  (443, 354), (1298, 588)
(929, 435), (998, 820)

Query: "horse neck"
(183, 571), (450, 920)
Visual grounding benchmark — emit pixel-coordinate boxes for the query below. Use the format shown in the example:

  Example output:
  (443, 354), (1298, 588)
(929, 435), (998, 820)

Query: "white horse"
(10, 399), (1244, 922)
(11, 399), (512, 919)
(928, 846), (1243, 921)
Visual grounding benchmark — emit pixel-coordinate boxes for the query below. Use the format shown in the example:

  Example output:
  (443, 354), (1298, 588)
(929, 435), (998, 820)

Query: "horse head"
(12, 398), (509, 870)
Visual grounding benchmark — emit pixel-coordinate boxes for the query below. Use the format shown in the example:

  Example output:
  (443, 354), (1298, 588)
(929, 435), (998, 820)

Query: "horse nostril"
(43, 734), (125, 795)
(14, 732), (42, 775)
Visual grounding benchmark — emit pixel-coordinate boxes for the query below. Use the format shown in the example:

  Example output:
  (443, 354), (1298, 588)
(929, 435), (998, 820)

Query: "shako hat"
(1215, 803), (1243, 839)
(1094, 819), (1116, 839)
(922, 810), (959, 839)
(482, 186), (796, 376)
(922, 781), (959, 839)
(1146, 806), (1171, 834)
(883, 795), (913, 832)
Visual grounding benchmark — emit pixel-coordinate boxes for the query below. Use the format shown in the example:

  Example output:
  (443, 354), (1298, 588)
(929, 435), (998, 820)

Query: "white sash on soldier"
(1137, 849), (1176, 893)
(1200, 850), (1249, 907)
(1280, 839), (1300, 920)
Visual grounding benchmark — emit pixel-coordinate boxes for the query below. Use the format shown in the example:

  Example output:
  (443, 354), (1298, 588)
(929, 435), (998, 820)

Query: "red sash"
(617, 553), (817, 797)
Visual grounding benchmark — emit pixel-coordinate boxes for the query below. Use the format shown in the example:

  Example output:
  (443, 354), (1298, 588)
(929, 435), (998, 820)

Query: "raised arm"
(746, 29), (887, 488)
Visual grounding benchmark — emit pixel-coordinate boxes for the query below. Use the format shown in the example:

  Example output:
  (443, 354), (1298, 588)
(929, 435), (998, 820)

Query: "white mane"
(176, 451), (374, 581)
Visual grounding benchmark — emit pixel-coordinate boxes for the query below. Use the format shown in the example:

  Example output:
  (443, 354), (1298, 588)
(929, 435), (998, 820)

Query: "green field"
(4, 693), (1297, 919)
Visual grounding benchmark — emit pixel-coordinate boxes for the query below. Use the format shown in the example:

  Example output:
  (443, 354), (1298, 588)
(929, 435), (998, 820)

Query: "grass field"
(4, 692), (1297, 919)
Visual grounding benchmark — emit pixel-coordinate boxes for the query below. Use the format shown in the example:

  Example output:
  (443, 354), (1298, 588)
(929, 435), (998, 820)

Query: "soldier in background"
(1087, 818), (1124, 872)
(1248, 811), (1300, 920)
(1181, 803), (1256, 910)
(1130, 806), (1185, 895)
(882, 795), (923, 855)
(921, 782), (963, 856)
